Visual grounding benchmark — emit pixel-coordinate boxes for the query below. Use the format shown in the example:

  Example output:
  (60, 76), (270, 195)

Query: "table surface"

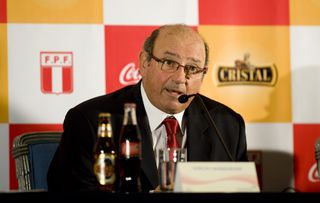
(1, 191), (320, 203)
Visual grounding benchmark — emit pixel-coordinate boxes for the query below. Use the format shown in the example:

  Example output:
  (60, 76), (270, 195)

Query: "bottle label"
(93, 153), (116, 185)
(98, 123), (112, 138)
(120, 142), (140, 158)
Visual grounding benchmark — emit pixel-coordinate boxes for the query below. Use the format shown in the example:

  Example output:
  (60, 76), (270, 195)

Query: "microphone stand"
(195, 94), (235, 161)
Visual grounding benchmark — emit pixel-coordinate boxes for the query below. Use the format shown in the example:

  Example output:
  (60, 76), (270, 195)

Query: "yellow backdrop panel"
(7, 0), (103, 24)
(199, 26), (291, 123)
(0, 24), (8, 122)
(290, 0), (320, 25)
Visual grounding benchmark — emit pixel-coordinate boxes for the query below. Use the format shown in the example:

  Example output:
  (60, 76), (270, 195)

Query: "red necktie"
(163, 116), (180, 148)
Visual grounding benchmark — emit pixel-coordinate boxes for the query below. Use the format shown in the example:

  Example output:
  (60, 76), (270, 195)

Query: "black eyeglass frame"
(149, 53), (208, 77)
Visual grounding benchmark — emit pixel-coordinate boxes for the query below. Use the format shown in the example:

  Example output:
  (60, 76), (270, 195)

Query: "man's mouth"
(166, 88), (184, 96)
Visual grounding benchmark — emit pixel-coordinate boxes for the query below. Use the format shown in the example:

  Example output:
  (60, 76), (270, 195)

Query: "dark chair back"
(12, 131), (61, 190)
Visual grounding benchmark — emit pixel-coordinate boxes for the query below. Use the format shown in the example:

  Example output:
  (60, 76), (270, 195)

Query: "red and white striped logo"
(40, 52), (73, 94)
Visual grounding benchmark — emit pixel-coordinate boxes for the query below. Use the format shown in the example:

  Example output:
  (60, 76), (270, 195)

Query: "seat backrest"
(12, 131), (62, 191)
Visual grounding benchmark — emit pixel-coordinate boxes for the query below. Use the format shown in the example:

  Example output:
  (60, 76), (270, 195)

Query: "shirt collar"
(140, 83), (185, 132)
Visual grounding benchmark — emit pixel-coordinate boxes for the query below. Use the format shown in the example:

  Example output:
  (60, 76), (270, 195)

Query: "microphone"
(178, 94), (196, 103)
(315, 139), (320, 179)
(178, 94), (234, 161)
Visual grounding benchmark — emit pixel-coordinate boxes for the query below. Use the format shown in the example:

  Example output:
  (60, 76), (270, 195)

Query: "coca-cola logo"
(120, 142), (140, 158)
(308, 163), (320, 183)
(119, 63), (142, 85)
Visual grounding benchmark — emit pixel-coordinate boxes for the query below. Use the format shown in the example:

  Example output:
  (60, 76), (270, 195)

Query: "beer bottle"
(93, 113), (117, 192)
(118, 103), (142, 193)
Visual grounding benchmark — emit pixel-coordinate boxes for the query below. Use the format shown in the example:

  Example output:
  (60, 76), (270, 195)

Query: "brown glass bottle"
(118, 103), (142, 193)
(93, 113), (117, 192)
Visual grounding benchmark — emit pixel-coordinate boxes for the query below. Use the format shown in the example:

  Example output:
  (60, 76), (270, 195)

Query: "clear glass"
(158, 148), (185, 192)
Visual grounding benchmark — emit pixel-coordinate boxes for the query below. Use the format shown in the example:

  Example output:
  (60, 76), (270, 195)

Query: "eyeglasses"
(149, 53), (207, 79)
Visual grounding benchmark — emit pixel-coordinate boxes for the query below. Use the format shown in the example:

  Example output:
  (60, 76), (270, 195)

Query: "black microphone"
(178, 94), (196, 103)
(178, 94), (234, 161)
(315, 138), (320, 179)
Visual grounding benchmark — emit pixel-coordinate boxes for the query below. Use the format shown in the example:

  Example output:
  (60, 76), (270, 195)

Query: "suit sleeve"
(47, 107), (99, 191)
(235, 113), (248, 161)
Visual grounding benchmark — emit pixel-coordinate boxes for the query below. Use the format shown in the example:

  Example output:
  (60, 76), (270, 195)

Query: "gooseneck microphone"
(178, 94), (234, 161)
(178, 94), (196, 103)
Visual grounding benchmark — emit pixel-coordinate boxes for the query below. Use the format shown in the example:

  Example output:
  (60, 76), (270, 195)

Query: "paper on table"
(174, 162), (260, 193)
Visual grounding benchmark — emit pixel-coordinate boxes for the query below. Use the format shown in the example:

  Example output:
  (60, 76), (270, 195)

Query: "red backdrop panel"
(199, 0), (289, 25)
(294, 124), (320, 192)
(105, 26), (158, 93)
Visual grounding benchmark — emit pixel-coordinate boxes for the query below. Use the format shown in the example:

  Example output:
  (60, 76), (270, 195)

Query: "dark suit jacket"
(47, 81), (247, 192)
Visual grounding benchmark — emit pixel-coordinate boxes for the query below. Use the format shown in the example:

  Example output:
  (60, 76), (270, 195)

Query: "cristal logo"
(308, 163), (320, 182)
(215, 53), (278, 86)
(119, 63), (141, 85)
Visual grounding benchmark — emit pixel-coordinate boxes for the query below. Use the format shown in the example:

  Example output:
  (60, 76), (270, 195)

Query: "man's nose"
(172, 65), (189, 82)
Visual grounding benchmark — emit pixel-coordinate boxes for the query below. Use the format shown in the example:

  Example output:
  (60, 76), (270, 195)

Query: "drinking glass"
(158, 148), (185, 192)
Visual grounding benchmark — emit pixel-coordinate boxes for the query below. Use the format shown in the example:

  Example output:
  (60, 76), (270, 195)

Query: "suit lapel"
(132, 83), (159, 188)
(185, 95), (211, 161)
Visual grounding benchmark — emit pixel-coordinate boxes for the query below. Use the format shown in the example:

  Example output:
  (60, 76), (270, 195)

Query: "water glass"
(158, 148), (185, 192)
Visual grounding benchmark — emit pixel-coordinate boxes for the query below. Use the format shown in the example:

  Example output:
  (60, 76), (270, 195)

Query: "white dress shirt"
(140, 83), (187, 167)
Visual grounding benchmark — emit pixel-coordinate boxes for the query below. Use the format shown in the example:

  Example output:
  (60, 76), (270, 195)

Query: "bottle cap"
(124, 103), (136, 108)
(99, 112), (111, 117)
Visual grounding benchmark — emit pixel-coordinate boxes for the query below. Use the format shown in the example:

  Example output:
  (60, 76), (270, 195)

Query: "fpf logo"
(40, 52), (73, 94)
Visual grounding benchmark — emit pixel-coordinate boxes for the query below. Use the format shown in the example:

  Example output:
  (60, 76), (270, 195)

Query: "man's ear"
(139, 51), (150, 69)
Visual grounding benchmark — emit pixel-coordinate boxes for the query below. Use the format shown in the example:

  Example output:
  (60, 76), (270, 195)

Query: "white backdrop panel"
(0, 124), (9, 191)
(291, 26), (320, 123)
(103, 0), (198, 25)
(246, 123), (294, 192)
(8, 24), (105, 123)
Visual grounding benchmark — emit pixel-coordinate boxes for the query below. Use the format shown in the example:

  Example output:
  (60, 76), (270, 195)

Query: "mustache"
(164, 84), (186, 94)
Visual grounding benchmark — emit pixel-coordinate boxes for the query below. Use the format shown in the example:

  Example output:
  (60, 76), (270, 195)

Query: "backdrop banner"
(1, 0), (320, 192)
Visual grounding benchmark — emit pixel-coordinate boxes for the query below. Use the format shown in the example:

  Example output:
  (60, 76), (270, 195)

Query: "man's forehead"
(159, 25), (199, 38)
(156, 28), (203, 48)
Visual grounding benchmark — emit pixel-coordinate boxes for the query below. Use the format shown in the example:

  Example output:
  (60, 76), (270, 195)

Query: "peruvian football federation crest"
(40, 52), (73, 94)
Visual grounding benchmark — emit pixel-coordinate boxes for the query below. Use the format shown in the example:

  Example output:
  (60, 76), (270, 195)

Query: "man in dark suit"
(47, 24), (247, 192)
